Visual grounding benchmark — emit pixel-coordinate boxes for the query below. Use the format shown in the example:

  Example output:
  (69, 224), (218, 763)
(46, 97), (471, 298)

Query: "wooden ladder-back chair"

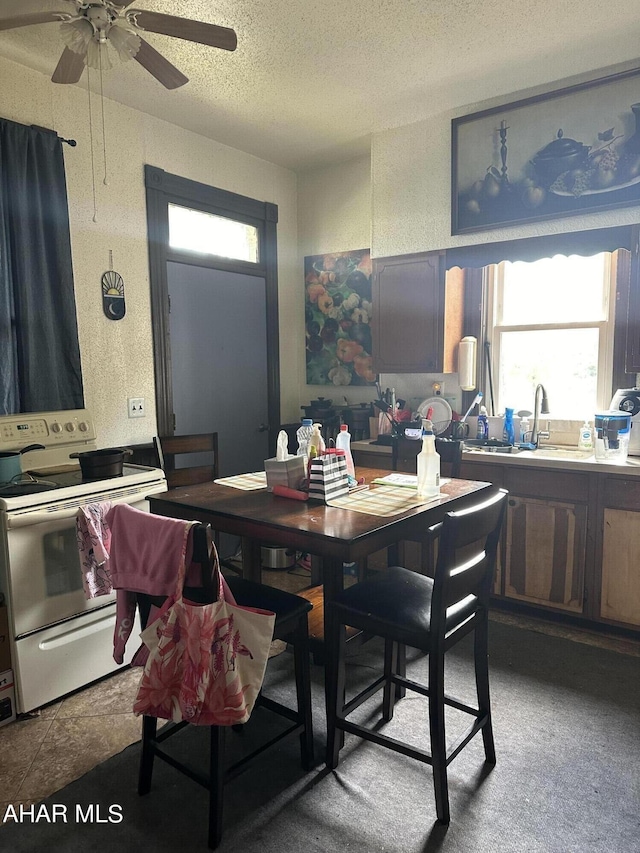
(154, 433), (219, 489)
(154, 433), (242, 573)
(325, 489), (508, 827)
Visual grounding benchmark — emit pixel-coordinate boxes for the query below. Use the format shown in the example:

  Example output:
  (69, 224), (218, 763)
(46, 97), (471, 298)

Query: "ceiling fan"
(0, 1), (237, 89)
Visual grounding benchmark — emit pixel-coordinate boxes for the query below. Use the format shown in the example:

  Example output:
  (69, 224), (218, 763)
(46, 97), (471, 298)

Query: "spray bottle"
(476, 406), (489, 440)
(416, 420), (440, 499)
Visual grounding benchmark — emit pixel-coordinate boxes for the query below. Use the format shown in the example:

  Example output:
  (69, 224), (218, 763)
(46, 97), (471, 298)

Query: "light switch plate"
(128, 397), (145, 418)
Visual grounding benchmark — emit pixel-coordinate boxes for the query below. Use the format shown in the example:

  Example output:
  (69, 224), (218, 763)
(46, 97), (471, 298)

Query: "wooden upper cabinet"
(372, 251), (446, 373)
(625, 224), (640, 373)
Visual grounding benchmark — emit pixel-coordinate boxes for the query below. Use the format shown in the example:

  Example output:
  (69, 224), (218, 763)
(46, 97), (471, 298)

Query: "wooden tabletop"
(147, 467), (493, 568)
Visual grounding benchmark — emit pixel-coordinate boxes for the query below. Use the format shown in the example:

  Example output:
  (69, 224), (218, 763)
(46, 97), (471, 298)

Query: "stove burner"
(0, 482), (58, 496)
(0, 472), (59, 496)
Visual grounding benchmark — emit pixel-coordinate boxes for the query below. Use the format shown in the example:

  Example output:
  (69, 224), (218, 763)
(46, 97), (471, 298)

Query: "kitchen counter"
(353, 437), (640, 635)
(351, 439), (640, 476)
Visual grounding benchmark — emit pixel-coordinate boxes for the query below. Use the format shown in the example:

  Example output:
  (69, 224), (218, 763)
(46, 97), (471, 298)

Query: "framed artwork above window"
(452, 67), (640, 234)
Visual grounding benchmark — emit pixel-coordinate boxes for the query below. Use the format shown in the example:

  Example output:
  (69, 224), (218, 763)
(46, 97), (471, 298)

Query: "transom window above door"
(168, 204), (260, 263)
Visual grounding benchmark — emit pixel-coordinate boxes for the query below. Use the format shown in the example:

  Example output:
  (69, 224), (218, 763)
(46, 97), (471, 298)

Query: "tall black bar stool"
(137, 525), (314, 850)
(325, 489), (507, 827)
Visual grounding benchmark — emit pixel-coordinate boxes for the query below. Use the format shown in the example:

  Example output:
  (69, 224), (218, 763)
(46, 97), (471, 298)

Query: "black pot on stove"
(69, 447), (133, 480)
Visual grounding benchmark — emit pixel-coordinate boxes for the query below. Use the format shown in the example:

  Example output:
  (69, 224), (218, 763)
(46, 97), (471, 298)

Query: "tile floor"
(0, 557), (638, 820)
(0, 560), (312, 817)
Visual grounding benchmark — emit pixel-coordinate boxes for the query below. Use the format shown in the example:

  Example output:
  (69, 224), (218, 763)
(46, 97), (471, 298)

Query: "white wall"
(6, 51), (640, 442)
(297, 156), (373, 409)
(372, 64), (640, 258)
(0, 55), (299, 447)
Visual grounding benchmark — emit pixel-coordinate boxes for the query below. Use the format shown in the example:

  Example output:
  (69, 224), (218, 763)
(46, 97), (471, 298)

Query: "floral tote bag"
(133, 533), (275, 726)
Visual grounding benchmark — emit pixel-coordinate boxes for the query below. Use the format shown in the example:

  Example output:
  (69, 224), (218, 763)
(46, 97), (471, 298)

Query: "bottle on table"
(296, 418), (314, 459)
(309, 422), (325, 457)
(336, 424), (355, 479)
(416, 420), (440, 499)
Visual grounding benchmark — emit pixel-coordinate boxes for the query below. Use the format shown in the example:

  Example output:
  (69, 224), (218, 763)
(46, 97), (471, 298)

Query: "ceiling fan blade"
(0, 12), (69, 32)
(126, 10), (237, 51)
(134, 38), (188, 90)
(52, 46), (87, 84)
(109, 1), (137, 6)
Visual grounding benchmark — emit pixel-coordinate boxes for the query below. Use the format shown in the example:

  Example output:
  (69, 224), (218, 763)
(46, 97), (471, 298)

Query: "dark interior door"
(167, 262), (269, 476)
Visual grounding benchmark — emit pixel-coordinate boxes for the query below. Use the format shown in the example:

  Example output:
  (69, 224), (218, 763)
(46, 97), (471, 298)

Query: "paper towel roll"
(458, 336), (477, 391)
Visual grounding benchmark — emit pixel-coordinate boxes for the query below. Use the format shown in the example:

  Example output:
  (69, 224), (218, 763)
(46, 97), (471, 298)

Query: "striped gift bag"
(308, 449), (349, 502)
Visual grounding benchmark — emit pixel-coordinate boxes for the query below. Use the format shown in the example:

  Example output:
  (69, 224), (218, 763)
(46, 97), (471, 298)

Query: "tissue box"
(264, 455), (306, 492)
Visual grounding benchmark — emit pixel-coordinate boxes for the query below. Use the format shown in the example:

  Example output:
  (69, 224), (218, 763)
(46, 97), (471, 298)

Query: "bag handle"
(173, 522), (224, 603)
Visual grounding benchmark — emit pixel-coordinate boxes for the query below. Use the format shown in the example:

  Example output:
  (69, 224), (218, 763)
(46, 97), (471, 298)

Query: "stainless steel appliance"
(0, 410), (167, 713)
(610, 388), (640, 456)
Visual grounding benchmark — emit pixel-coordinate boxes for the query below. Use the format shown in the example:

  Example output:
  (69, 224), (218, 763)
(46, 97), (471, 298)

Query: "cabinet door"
(625, 224), (640, 372)
(600, 507), (640, 627)
(372, 252), (445, 373)
(504, 495), (586, 613)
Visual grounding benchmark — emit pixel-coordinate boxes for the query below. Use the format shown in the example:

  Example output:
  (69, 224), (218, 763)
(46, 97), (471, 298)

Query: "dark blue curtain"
(0, 118), (83, 414)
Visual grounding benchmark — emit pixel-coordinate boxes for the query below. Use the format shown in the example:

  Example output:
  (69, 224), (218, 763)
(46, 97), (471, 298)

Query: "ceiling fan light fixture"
(60, 18), (93, 55)
(107, 22), (141, 62)
(85, 38), (113, 70)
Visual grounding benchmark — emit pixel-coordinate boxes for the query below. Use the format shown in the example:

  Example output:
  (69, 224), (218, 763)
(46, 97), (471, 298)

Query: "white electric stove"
(0, 410), (167, 713)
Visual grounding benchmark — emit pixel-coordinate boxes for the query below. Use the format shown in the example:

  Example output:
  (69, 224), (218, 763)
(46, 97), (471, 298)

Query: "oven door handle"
(5, 485), (167, 528)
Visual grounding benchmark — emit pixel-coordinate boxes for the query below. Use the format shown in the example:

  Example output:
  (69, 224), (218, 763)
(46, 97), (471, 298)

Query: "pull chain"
(99, 45), (108, 186)
(87, 67), (98, 223)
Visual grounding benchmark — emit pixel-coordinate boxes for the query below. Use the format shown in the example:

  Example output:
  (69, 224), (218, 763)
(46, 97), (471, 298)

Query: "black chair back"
(431, 489), (507, 631)
(391, 435), (463, 478)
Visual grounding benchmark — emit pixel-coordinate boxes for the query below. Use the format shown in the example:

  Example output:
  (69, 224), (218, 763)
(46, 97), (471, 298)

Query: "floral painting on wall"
(304, 249), (376, 386)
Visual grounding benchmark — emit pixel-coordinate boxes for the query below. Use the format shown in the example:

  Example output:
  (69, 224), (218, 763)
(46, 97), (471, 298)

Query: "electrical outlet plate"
(432, 381), (444, 396)
(128, 397), (145, 418)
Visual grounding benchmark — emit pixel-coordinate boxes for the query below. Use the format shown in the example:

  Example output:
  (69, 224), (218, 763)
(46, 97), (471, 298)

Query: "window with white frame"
(168, 203), (260, 263)
(486, 252), (616, 421)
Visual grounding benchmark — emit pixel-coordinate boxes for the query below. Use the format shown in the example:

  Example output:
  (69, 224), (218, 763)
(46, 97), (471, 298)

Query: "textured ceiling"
(1, 0), (640, 171)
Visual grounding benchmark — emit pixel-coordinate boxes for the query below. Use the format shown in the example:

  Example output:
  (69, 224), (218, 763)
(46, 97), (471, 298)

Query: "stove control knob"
(65, 422), (76, 432)
(78, 421), (89, 432)
(51, 422), (62, 434)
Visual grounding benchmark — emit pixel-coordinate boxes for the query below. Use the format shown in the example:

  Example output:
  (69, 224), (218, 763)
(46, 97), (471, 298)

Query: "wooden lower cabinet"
(599, 476), (640, 628)
(502, 468), (588, 615)
(600, 508), (640, 626)
(504, 495), (586, 612)
(357, 452), (640, 634)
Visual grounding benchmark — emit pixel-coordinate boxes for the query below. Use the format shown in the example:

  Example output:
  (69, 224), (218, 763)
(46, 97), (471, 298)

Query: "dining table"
(146, 466), (493, 715)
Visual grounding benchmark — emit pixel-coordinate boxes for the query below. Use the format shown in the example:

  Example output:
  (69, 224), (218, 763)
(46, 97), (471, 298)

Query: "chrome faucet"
(531, 384), (550, 448)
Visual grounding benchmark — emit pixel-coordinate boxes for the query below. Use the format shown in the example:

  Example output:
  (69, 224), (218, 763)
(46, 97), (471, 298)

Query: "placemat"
(327, 485), (442, 516)
(213, 471), (267, 490)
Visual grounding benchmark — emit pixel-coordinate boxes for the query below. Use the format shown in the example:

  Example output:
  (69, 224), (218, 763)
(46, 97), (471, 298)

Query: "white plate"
(417, 397), (453, 434)
(549, 172), (640, 197)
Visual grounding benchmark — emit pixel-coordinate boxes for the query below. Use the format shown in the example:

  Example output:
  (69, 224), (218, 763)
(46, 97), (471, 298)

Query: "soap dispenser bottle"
(578, 420), (593, 451)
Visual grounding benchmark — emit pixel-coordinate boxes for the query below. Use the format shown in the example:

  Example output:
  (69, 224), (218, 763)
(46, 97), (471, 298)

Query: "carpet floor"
(1, 620), (638, 853)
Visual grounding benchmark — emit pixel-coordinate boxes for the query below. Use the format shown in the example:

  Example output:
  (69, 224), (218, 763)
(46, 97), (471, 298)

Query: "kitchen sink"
(463, 443), (594, 461)
(520, 446), (594, 460)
